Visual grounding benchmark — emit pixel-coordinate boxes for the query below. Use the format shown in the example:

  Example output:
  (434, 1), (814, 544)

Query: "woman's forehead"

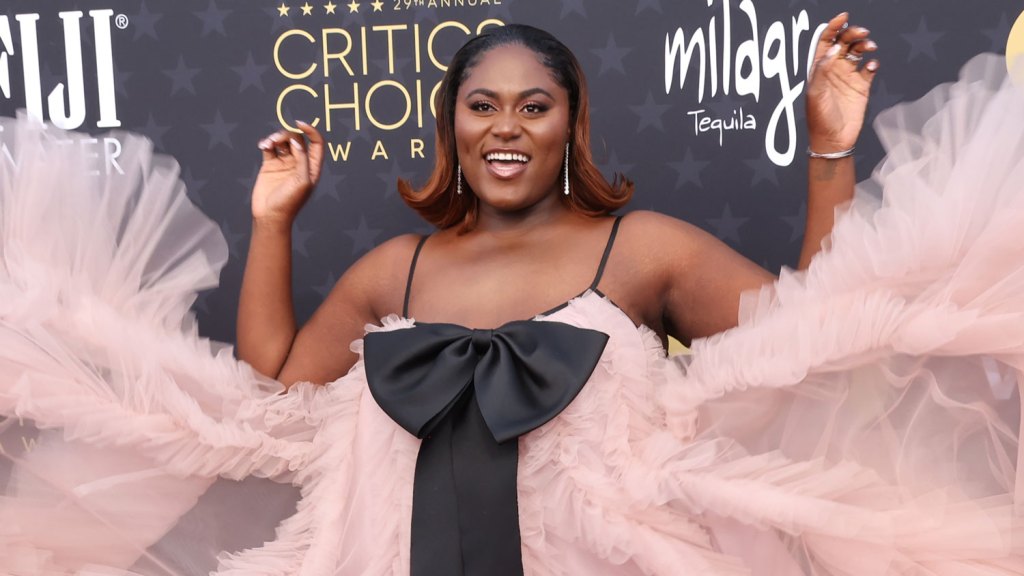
(459, 44), (564, 96)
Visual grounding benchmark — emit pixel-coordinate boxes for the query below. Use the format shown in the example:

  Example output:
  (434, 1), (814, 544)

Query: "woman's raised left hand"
(806, 12), (879, 153)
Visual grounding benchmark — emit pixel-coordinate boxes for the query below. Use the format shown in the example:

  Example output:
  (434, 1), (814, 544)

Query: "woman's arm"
(643, 14), (878, 340)
(236, 122), (413, 386)
(236, 123), (323, 379)
(799, 12), (879, 269)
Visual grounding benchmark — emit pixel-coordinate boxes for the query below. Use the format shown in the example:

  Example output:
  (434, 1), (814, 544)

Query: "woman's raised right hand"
(251, 121), (325, 226)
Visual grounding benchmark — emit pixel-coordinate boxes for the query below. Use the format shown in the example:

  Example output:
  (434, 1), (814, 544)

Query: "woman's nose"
(491, 111), (522, 139)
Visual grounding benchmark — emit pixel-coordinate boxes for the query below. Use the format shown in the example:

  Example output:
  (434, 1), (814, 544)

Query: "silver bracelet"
(806, 146), (855, 160)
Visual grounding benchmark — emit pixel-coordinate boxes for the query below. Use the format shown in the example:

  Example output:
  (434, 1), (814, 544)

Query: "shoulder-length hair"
(398, 24), (633, 232)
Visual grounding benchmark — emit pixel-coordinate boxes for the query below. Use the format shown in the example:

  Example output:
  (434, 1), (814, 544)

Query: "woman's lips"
(484, 151), (530, 180)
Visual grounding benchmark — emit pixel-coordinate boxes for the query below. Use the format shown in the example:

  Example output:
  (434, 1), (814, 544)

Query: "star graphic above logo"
(325, 1), (337, 14)
(301, 3), (313, 15)
(371, 0), (384, 12)
(348, 1), (361, 14)
(277, 3), (290, 16)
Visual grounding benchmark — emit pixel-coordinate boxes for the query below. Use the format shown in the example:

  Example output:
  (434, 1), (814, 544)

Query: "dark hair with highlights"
(398, 24), (633, 231)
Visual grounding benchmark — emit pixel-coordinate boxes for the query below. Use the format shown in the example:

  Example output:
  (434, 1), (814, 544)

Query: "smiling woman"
(1, 19), (1023, 576)
(399, 24), (632, 231)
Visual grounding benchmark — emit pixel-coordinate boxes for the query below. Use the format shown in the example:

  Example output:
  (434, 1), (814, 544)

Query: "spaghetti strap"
(588, 215), (623, 292)
(403, 235), (430, 318)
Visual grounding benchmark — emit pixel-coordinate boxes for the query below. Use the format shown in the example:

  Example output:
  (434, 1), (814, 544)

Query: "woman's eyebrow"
(464, 87), (555, 100)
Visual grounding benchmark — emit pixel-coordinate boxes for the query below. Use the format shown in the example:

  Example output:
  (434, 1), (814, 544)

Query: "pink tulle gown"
(0, 53), (1021, 575)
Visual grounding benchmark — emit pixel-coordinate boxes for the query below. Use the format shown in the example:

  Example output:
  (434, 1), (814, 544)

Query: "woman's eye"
(470, 101), (496, 112)
(522, 103), (547, 114)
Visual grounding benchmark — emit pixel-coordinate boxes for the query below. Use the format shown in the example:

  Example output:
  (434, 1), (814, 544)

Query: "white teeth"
(486, 152), (529, 163)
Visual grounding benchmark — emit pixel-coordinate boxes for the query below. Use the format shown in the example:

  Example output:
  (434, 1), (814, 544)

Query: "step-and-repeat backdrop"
(2, 0), (1022, 342)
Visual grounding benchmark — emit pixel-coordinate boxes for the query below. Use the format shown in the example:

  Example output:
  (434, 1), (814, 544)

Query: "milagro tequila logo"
(0, 10), (125, 175)
(664, 0), (828, 167)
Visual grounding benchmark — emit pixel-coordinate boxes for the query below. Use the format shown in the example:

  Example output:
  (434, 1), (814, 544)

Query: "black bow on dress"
(364, 320), (608, 576)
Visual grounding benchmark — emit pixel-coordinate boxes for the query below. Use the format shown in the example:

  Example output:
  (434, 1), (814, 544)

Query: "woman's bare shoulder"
(618, 210), (720, 256)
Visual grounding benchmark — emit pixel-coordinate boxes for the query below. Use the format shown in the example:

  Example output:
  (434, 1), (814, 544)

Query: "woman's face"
(454, 44), (571, 216)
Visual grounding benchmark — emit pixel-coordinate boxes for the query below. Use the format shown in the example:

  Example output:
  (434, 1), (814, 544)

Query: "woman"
(0, 15), (1021, 576)
(239, 16), (876, 386)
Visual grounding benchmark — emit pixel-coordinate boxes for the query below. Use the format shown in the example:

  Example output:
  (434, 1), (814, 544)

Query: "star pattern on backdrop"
(114, 67), (133, 98)
(780, 202), (806, 244)
(635, 0), (662, 15)
(131, 2), (163, 41)
(232, 52), (269, 92)
(668, 148), (710, 189)
(301, 3), (314, 16)
(707, 204), (749, 245)
(163, 56), (200, 96)
(347, 1), (361, 14)
(599, 151), (636, 184)
(195, 1), (231, 37)
(313, 168), (349, 203)
(345, 215), (383, 255)
(180, 167), (209, 206)
(980, 13), (1012, 52)
(219, 220), (248, 260)
(140, 114), (171, 151)
(591, 34), (631, 76)
(629, 92), (670, 133)
(313, 271), (339, 299)
(744, 154), (780, 187)
(324, 2), (337, 15)
(293, 225), (316, 258)
(201, 110), (238, 150)
(901, 17), (945, 61)
(377, 161), (417, 198)
(559, 0), (587, 19)
(371, 0), (384, 12)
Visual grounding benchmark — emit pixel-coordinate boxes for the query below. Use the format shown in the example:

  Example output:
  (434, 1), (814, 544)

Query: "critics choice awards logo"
(273, 1), (503, 163)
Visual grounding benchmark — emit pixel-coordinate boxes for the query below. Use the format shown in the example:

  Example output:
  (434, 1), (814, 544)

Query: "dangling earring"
(563, 143), (570, 196)
(456, 164), (463, 195)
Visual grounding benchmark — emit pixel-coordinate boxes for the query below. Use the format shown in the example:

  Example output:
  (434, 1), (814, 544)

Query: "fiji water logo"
(0, 10), (125, 129)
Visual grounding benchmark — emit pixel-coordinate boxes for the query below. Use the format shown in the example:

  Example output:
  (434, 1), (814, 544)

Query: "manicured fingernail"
(866, 41), (877, 49)
(866, 61), (878, 72)
(258, 139), (270, 149)
(289, 138), (300, 148)
(827, 44), (841, 57)
(296, 120), (309, 126)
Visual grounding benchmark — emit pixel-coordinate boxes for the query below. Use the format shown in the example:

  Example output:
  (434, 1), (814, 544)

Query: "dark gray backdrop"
(2, 0), (1020, 343)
